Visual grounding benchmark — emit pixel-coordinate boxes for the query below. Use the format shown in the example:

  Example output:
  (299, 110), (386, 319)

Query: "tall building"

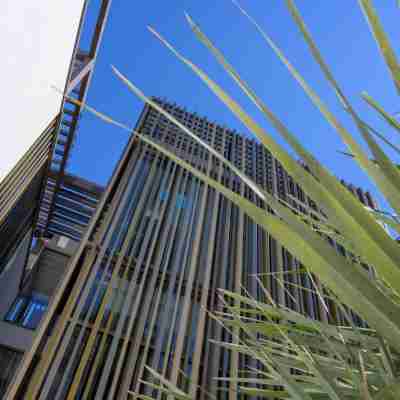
(6, 99), (373, 399)
(0, 235), (79, 398)
(0, 0), (111, 305)
(0, 0), (98, 278)
(0, 120), (55, 305)
(0, 1), (111, 397)
(0, 174), (103, 399)
(0, 118), (54, 397)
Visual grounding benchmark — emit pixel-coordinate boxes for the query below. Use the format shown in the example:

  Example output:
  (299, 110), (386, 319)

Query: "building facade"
(0, 173), (103, 399)
(7, 99), (373, 399)
(0, 234), (79, 398)
(0, 0), (111, 271)
(37, 172), (104, 242)
(0, 120), (55, 280)
(0, 0), (111, 396)
(0, 121), (56, 400)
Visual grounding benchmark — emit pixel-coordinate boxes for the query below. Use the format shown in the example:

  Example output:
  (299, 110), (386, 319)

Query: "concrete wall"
(0, 322), (34, 352)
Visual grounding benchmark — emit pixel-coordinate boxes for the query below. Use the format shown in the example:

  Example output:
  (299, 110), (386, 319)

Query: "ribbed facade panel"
(0, 345), (23, 398)
(0, 120), (54, 276)
(37, 172), (103, 241)
(9, 100), (372, 399)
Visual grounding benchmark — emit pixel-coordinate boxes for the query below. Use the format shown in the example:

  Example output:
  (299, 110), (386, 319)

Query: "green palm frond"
(58, 0), (400, 397)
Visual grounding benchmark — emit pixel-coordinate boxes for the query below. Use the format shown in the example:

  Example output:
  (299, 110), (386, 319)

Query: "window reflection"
(159, 191), (188, 209)
(5, 293), (48, 329)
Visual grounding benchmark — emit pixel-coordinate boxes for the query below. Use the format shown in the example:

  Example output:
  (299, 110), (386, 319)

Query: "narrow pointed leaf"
(361, 119), (400, 157)
(284, 0), (400, 213)
(362, 92), (400, 135)
(144, 366), (191, 400)
(111, 65), (266, 202)
(367, 208), (400, 232)
(149, 24), (400, 293)
(234, 0), (400, 225)
(136, 131), (400, 350)
(358, 0), (400, 94)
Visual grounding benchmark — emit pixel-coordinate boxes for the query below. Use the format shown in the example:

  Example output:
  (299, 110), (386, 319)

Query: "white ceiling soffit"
(0, 0), (86, 182)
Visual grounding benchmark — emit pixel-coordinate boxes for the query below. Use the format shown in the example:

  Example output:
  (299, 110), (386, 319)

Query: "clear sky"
(68, 0), (400, 211)
(0, 0), (84, 181)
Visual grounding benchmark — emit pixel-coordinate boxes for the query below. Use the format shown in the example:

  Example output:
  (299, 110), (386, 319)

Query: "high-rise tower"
(7, 99), (373, 399)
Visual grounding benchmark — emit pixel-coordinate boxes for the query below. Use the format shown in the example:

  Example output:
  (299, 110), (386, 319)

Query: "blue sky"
(68, 0), (400, 211)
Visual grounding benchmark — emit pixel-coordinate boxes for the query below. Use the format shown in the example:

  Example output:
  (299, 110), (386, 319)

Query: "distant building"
(37, 171), (104, 241)
(7, 99), (376, 399)
(340, 179), (378, 209)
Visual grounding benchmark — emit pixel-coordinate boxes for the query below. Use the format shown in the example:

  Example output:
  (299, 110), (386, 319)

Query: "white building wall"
(0, 0), (85, 182)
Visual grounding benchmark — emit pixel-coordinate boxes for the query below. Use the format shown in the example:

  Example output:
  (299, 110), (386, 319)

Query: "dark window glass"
(5, 293), (48, 329)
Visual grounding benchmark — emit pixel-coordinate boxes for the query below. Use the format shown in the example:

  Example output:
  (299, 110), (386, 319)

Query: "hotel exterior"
(6, 99), (375, 399)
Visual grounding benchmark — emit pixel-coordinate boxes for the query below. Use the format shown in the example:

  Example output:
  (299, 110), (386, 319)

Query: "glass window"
(5, 293), (48, 330)
(160, 191), (187, 209)
(176, 194), (186, 209)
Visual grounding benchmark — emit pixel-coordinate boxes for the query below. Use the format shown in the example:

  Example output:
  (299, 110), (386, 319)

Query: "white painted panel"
(0, 0), (85, 182)
(57, 236), (70, 249)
